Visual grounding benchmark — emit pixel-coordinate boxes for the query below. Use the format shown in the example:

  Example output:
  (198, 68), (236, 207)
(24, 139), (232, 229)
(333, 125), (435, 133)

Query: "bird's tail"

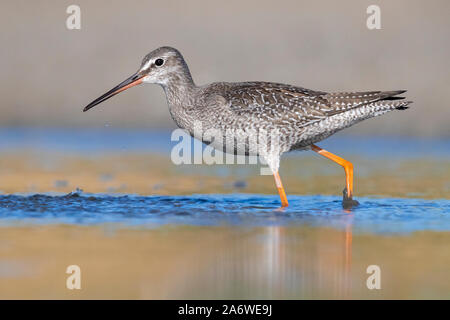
(374, 90), (412, 110)
(325, 90), (413, 116)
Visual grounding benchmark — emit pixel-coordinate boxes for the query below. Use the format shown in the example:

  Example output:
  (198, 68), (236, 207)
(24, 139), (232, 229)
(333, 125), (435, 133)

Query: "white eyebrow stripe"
(141, 59), (153, 70)
(140, 52), (177, 71)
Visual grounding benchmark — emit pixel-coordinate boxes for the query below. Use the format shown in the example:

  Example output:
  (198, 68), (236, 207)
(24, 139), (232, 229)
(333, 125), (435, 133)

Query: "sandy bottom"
(0, 225), (449, 299)
(0, 151), (449, 299)
(0, 152), (448, 199)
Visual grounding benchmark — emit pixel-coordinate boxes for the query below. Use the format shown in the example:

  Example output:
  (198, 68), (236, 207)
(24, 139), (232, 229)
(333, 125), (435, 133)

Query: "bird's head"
(83, 46), (191, 112)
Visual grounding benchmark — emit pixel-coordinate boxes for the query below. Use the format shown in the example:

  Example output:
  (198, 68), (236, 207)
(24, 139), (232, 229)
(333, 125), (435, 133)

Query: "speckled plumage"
(85, 46), (412, 174)
(144, 47), (412, 172)
(83, 46), (413, 207)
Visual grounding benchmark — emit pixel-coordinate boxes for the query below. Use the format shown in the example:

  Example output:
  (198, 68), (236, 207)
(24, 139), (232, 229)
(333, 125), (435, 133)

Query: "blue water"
(1, 127), (449, 158)
(0, 192), (448, 234)
(0, 128), (448, 233)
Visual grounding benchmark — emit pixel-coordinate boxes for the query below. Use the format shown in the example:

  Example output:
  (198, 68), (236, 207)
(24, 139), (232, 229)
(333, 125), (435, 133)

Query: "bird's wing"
(219, 82), (407, 128)
(220, 82), (331, 127)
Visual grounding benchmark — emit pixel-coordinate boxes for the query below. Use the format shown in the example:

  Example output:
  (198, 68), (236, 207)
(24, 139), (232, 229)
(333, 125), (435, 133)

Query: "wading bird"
(84, 47), (411, 208)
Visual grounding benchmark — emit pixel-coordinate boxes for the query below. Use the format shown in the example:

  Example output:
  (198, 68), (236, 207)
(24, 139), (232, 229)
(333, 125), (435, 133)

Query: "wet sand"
(0, 149), (449, 299)
(0, 152), (448, 199)
(0, 225), (449, 299)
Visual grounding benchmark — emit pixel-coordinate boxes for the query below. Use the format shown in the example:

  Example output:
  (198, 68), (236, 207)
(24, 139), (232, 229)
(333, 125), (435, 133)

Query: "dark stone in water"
(233, 180), (247, 189)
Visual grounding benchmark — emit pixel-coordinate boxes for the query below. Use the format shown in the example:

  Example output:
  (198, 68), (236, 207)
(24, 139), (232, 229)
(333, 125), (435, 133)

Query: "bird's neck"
(161, 67), (200, 130)
(161, 67), (197, 107)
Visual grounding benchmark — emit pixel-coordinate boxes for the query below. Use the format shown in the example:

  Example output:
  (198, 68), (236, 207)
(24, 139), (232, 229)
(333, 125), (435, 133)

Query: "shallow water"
(1, 127), (449, 158)
(0, 192), (449, 234)
(0, 129), (449, 299)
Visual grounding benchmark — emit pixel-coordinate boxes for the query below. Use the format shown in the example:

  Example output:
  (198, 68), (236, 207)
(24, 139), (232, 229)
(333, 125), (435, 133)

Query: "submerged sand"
(0, 152), (448, 199)
(0, 225), (449, 299)
(0, 151), (448, 299)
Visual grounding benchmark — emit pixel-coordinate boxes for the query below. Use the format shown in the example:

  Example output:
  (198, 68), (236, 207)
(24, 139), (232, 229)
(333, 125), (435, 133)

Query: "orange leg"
(311, 144), (359, 207)
(273, 171), (289, 207)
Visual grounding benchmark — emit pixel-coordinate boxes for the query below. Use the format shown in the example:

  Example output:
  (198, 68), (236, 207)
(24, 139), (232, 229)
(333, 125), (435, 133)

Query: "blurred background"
(0, 0), (449, 300)
(0, 0), (449, 136)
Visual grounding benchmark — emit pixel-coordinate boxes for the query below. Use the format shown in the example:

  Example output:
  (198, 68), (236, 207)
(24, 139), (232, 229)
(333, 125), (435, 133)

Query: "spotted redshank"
(84, 47), (412, 208)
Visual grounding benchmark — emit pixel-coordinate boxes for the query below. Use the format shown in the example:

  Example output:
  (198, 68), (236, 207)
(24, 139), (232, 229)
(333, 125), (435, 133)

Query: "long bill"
(83, 72), (144, 112)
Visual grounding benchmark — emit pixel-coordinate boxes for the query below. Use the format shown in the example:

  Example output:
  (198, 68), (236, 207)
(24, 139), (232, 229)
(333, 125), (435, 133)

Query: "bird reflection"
(161, 214), (354, 299)
(261, 214), (353, 299)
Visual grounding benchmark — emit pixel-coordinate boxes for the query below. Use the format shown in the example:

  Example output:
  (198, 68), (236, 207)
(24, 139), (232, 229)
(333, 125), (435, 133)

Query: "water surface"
(0, 129), (449, 299)
(1, 127), (449, 158)
(0, 192), (448, 234)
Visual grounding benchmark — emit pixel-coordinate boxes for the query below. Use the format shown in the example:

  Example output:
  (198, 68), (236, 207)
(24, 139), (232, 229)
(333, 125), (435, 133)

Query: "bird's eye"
(155, 58), (164, 66)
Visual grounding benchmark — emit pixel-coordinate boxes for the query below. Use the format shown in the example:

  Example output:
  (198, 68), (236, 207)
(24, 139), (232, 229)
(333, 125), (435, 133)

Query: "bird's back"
(197, 82), (411, 148)
(169, 81), (411, 156)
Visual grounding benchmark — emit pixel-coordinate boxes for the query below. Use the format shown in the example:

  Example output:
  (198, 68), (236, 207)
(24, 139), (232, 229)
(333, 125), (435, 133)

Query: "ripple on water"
(0, 192), (448, 233)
